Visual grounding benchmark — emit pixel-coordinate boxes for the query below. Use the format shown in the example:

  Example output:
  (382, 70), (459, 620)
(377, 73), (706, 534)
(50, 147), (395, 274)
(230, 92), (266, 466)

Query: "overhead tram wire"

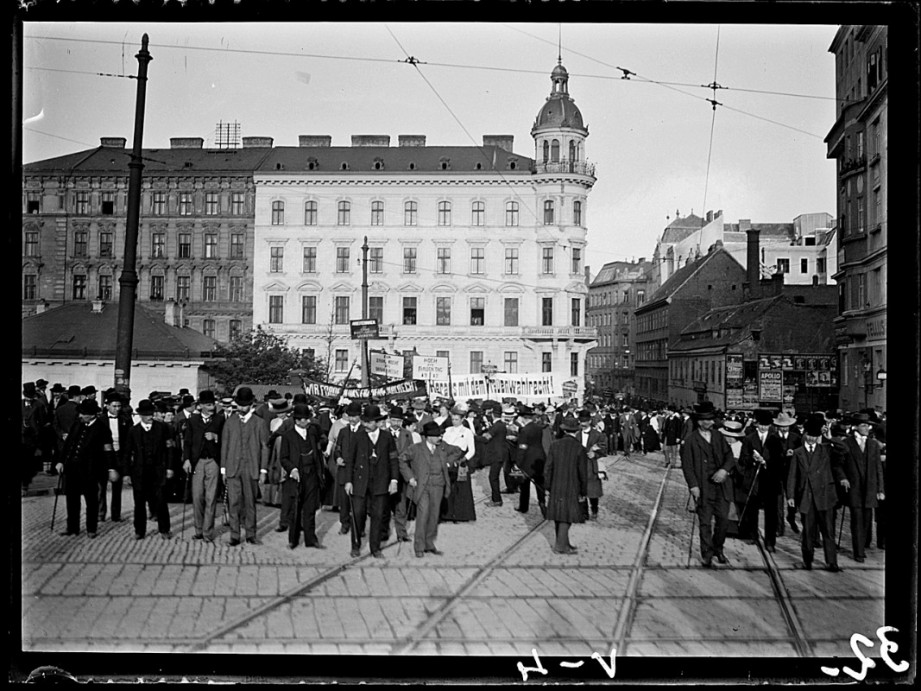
(701, 26), (722, 225)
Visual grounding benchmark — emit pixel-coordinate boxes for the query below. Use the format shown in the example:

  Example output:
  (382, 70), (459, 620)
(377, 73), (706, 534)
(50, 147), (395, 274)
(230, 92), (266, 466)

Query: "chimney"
(483, 135), (514, 151)
(242, 136), (273, 148)
(164, 299), (178, 327)
(351, 135), (390, 147)
(742, 220), (761, 299)
(706, 210), (713, 222)
(398, 135), (426, 147)
(170, 137), (204, 149)
(771, 271), (785, 297)
(100, 137), (127, 148)
(299, 135), (332, 147)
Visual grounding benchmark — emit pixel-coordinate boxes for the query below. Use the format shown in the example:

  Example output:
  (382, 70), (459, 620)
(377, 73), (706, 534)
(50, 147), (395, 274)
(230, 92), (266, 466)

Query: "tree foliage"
(207, 327), (325, 394)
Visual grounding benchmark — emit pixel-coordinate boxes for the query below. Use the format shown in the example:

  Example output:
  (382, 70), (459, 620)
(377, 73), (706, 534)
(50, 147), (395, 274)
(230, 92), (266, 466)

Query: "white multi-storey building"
(251, 62), (597, 397)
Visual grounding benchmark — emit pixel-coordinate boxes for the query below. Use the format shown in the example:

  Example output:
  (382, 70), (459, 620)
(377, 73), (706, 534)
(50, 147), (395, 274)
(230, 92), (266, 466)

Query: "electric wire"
(701, 26), (721, 225)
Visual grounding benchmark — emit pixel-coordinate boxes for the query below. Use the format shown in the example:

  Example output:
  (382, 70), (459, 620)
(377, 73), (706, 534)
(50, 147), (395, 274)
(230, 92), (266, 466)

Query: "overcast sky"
(22, 21), (840, 267)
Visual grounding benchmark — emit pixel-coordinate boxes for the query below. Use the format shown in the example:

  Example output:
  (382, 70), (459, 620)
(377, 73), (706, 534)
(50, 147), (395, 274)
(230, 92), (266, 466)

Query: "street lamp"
(876, 368), (887, 386)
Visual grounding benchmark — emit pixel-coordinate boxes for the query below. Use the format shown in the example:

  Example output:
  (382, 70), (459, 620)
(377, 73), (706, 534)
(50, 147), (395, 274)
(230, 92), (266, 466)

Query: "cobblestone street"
(20, 450), (886, 668)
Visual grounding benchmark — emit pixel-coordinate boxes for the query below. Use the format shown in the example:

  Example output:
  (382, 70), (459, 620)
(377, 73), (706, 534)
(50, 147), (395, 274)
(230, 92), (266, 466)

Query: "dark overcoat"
(345, 428), (399, 497)
(786, 441), (844, 513)
(544, 434), (588, 523)
(840, 435), (885, 509)
(579, 428), (608, 499)
(680, 428), (736, 502)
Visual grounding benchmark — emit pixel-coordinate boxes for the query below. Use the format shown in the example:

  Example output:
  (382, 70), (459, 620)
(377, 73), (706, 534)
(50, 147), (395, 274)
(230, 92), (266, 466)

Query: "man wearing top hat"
(55, 398), (116, 538)
(220, 386), (271, 546)
(344, 404), (399, 558)
(481, 402), (509, 507)
(786, 414), (844, 571)
(737, 409), (786, 552)
(514, 405), (547, 517)
(126, 399), (176, 539)
(772, 411), (802, 536)
(98, 391), (132, 523)
(183, 390), (225, 542)
(399, 421), (464, 558)
(681, 401), (736, 567)
(839, 413), (885, 562)
(279, 403), (326, 549)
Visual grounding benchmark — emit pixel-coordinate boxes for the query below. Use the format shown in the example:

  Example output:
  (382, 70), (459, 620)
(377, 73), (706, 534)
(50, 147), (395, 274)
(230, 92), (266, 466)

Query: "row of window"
(24, 190), (250, 217)
(22, 273), (248, 303)
(269, 245), (582, 276)
(267, 295), (583, 329)
(670, 358), (724, 388)
(588, 289), (646, 308)
(270, 199), (583, 227)
(25, 229), (250, 261)
(587, 353), (630, 371)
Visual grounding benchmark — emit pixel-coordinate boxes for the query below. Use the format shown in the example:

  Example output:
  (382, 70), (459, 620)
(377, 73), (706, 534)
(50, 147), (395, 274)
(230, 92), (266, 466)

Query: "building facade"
(585, 258), (654, 399)
(22, 137), (270, 341)
(249, 63), (597, 395)
(826, 25), (888, 412)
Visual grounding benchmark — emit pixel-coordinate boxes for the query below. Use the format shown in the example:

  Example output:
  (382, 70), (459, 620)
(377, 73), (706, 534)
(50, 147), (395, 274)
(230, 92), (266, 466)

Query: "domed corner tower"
(531, 61), (592, 177)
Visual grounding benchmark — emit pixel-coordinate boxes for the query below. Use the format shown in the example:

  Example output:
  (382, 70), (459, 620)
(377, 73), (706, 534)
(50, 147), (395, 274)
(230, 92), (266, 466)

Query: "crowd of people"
(22, 378), (886, 568)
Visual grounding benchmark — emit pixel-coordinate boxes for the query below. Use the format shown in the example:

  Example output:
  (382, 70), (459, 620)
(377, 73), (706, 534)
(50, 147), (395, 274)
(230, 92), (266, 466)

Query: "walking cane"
(222, 479), (231, 527)
(346, 489), (360, 551)
(180, 473), (191, 539)
(686, 493), (698, 568)
(836, 507), (846, 549)
(50, 472), (63, 532)
(737, 462), (763, 526)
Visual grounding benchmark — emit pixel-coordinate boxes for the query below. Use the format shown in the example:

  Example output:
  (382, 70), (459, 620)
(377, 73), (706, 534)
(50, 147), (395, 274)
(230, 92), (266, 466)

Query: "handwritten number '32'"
(821, 627), (909, 680)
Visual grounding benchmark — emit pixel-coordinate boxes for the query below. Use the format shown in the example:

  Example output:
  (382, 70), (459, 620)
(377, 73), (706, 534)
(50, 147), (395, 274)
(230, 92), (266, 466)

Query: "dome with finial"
(532, 61), (586, 133)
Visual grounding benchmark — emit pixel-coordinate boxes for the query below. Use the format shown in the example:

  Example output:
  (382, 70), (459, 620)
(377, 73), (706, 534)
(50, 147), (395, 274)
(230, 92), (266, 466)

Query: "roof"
(24, 146), (275, 175)
(673, 296), (783, 349)
(22, 302), (218, 359)
(641, 248), (743, 308)
(590, 260), (654, 286)
(256, 146), (533, 175)
(723, 223), (795, 240)
(659, 214), (707, 244)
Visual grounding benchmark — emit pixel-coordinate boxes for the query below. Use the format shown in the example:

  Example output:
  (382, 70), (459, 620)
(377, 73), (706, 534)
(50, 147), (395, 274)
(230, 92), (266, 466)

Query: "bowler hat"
(804, 418), (825, 437)
(135, 399), (156, 416)
(105, 392), (123, 405)
(518, 404), (535, 416)
(421, 421), (444, 437)
(345, 401), (363, 417)
(197, 390), (216, 405)
(560, 415), (581, 433)
(265, 389), (280, 401)
(51, 383), (65, 394)
(577, 409), (592, 421)
(692, 401), (716, 420)
(753, 409), (775, 426)
(362, 404), (387, 422)
(36, 379), (49, 388)
(292, 403), (312, 420)
(388, 406), (406, 419)
(180, 394), (195, 408)
(77, 398), (100, 415)
(81, 385), (97, 395)
(234, 386), (256, 405)
(67, 385), (82, 397)
(293, 393), (309, 405)
(849, 412), (871, 425)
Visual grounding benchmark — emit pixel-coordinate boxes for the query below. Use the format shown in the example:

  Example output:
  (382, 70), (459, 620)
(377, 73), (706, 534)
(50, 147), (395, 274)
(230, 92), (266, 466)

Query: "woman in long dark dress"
(640, 410), (662, 453)
(545, 416), (588, 554)
(440, 409), (477, 522)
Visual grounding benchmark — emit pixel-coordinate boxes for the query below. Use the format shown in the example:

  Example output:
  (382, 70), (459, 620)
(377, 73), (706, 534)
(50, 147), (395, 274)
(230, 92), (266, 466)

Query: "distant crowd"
(22, 378), (885, 566)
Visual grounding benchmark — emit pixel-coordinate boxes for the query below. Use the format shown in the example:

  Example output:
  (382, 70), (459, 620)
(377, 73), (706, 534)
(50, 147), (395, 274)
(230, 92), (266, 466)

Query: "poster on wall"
(726, 354), (744, 384)
(759, 370), (783, 402)
(726, 387), (744, 408)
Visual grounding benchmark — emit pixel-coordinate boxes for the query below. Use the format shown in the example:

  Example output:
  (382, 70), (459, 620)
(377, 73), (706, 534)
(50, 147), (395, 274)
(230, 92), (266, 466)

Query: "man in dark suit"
(98, 392), (132, 523)
(344, 404), (399, 558)
(126, 399), (177, 539)
(737, 409), (786, 552)
(279, 403), (326, 549)
(182, 390), (225, 542)
(577, 409), (608, 520)
(385, 406), (415, 542)
(399, 421), (464, 557)
(481, 403), (509, 507)
(663, 406), (685, 468)
(332, 401), (364, 535)
(839, 413), (885, 562)
(786, 415), (844, 571)
(772, 411), (802, 536)
(681, 402), (736, 568)
(56, 399), (115, 538)
(514, 406), (547, 517)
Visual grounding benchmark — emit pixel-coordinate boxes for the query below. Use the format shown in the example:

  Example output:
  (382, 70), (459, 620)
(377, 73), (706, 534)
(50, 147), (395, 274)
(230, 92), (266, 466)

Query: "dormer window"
(373, 158), (385, 171)
(508, 159), (518, 170)
(341, 162), (350, 171)
(408, 162), (416, 170)
(307, 157), (318, 171)
(475, 162), (483, 170)
(275, 162), (284, 170)
(439, 157), (451, 171)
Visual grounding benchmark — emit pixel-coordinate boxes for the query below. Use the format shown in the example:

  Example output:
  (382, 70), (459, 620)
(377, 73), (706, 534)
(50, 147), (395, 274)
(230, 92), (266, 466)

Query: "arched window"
(569, 140), (576, 162)
(551, 139), (560, 163)
(542, 140), (549, 163)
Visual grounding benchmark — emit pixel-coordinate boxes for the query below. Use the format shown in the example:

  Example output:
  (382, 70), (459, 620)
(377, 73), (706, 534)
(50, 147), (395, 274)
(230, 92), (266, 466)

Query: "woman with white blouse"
(440, 408), (477, 522)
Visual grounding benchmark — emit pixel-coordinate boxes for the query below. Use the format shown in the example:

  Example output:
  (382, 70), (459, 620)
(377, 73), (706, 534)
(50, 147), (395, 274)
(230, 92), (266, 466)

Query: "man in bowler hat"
(839, 412), (885, 562)
(681, 401), (736, 567)
(183, 390), (225, 541)
(220, 387), (271, 546)
(126, 399), (176, 539)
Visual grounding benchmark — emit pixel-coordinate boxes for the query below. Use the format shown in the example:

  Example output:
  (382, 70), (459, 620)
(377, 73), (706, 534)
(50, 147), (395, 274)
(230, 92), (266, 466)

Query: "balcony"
(840, 156), (867, 178)
(522, 325), (598, 342)
(533, 159), (596, 178)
